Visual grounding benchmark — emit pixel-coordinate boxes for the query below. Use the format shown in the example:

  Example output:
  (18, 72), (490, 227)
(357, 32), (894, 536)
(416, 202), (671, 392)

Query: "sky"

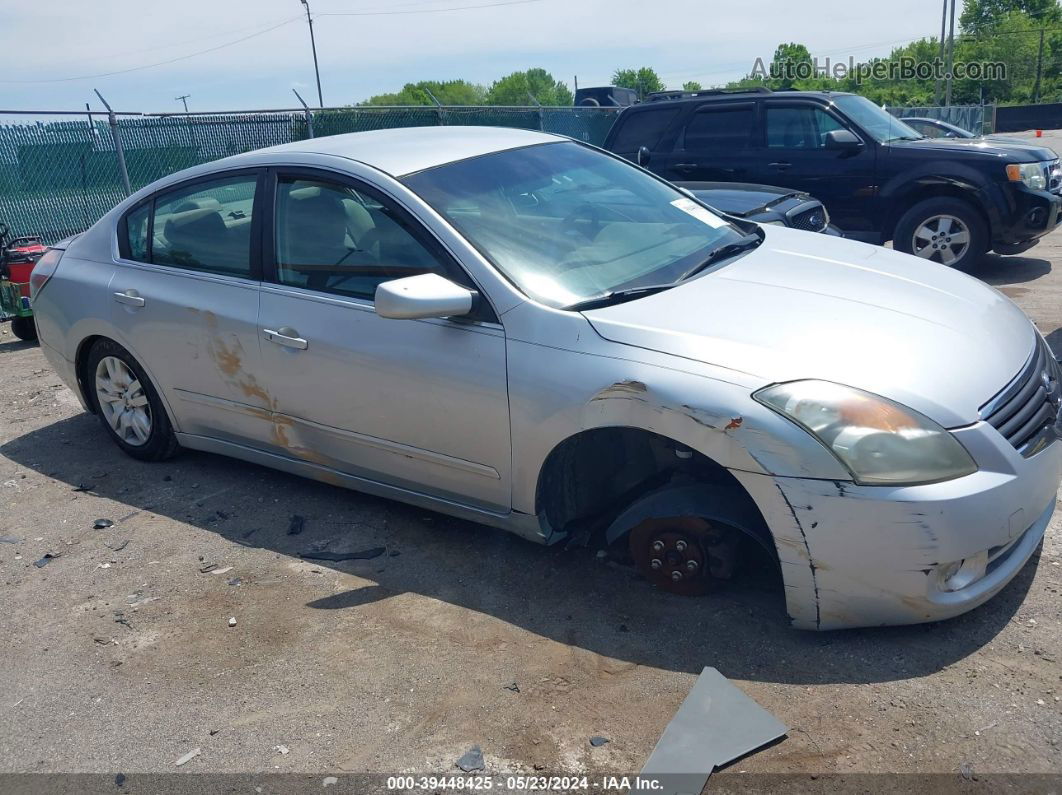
(0, 0), (950, 114)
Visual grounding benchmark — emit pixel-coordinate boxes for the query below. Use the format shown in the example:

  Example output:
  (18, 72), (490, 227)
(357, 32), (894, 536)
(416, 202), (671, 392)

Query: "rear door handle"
(113, 290), (145, 307)
(674, 163), (697, 171)
(768, 161), (792, 170)
(263, 327), (308, 350)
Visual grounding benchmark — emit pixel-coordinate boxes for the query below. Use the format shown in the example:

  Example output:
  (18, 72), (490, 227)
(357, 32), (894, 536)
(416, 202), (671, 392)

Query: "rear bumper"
(38, 337), (89, 411)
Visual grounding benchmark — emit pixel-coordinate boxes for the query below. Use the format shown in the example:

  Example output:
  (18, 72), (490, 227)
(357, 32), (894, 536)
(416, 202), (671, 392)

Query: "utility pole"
(935, 0), (947, 105)
(944, 0), (956, 107)
(175, 94), (190, 113)
(300, 0), (324, 107)
(1034, 27), (1045, 103)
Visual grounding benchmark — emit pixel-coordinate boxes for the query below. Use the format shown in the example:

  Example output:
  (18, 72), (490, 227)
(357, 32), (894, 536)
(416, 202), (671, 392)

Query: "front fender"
(504, 308), (851, 516)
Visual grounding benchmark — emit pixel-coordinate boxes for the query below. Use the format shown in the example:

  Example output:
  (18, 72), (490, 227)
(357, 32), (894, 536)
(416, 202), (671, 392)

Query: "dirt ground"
(2, 136), (1062, 790)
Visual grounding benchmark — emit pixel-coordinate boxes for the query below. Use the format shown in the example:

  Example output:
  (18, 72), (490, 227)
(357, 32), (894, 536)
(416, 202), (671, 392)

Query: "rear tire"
(10, 316), (37, 341)
(87, 339), (179, 462)
(894, 197), (987, 270)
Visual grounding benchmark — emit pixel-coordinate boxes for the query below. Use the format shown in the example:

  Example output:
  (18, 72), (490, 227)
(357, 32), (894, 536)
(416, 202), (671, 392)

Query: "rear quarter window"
(122, 202), (150, 262)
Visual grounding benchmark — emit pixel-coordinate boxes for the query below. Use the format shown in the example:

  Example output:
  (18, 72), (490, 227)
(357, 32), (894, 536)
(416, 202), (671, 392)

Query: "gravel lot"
(2, 137), (1062, 789)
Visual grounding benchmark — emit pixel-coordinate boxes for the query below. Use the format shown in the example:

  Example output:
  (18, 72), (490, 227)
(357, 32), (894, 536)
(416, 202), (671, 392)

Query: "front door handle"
(768, 161), (792, 170)
(113, 290), (145, 307)
(263, 327), (308, 350)
(673, 163), (697, 172)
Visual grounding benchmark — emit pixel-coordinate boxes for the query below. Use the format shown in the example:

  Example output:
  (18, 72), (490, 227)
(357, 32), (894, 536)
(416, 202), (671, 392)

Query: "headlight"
(1006, 162), (1047, 191)
(754, 380), (977, 485)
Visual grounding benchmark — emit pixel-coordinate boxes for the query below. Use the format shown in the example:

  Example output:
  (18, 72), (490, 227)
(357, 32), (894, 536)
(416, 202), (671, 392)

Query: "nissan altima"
(30, 127), (1062, 629)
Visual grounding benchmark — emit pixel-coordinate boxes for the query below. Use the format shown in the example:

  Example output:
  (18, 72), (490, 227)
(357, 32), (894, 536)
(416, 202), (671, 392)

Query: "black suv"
(603, 88), (1062, 269)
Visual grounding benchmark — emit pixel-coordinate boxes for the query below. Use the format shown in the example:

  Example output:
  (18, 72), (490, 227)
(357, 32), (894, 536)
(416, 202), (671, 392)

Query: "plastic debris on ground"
(456, 746), (485, 772)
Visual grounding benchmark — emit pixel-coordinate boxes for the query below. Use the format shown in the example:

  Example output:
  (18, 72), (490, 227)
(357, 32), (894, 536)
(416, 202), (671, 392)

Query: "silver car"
(31, 127), (1062, 630)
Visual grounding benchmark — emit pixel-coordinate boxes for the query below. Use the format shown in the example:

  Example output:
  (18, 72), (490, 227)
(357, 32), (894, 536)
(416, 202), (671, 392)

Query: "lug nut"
(650, 558), (662, 570)
(675, 540), (688, 552)
(671, 571), (683, 582)
(651, 540), (664, 553)
(686, 559), (698, 571)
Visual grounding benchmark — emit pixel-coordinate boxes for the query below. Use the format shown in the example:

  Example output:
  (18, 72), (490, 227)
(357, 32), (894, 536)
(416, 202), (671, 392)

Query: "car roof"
(637, 89), (853, 109)
(246, 125), (564, 177)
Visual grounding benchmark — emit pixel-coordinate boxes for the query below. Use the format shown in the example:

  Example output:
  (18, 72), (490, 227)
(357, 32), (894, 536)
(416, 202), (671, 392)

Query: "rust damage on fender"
(724, 417), (743, 431)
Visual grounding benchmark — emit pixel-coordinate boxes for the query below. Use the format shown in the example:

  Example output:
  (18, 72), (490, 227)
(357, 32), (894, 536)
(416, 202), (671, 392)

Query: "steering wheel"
(562, 203), (602, 241)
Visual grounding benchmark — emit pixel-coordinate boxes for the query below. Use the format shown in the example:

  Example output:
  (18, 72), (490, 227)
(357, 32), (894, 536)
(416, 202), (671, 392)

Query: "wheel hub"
(628, 516), (738, 597)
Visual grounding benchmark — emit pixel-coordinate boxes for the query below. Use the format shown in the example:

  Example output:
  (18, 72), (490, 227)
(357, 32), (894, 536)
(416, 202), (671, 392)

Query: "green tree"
(362, 79), (487, 106)
(682, 80), (703, 91)
(770, 42), (815, 88)
(611, 67), (665, 99)
(960, 0), (1060, 32)
(486, 68), (573, 105)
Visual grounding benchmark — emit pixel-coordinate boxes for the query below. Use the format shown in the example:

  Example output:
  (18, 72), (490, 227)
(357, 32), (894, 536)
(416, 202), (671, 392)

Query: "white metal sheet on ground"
(638, 666), (787, 795)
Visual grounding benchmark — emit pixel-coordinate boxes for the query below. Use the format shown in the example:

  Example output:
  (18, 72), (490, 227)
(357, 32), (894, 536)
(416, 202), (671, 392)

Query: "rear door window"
(676, 104), (756, 151)
(151, 174), (258, 277)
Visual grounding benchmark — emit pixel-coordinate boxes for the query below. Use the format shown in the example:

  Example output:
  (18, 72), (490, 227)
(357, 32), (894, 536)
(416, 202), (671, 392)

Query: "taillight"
(30, 247), (63, 299)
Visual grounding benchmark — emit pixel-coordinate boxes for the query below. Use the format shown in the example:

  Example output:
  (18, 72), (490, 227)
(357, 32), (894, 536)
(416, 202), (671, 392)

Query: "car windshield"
(402, 141), (747, 308)
(833, 95), (923, 143)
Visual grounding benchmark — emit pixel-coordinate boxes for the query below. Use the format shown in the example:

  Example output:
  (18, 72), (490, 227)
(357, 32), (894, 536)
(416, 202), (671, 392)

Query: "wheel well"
(74, 335), (105, 413)
(535, 427), (773, 552)
(884, 184), (989, 241)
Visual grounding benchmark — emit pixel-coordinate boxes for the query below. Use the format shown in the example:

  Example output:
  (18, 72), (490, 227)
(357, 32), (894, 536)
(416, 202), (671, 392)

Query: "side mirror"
(637, 146), (652, 166)
(374, 273), (474, 320)
(824, 129), (863, 153)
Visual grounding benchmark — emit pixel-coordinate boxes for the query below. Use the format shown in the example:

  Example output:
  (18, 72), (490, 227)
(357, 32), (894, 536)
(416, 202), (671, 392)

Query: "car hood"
(677, 182), (800, 217)
(583, 226), (1036, 427)
(889, 136), (1057, 161)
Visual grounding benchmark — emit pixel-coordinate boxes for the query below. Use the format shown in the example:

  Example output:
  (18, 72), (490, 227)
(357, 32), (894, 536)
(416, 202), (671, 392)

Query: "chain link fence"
(0, 106), (621, 244)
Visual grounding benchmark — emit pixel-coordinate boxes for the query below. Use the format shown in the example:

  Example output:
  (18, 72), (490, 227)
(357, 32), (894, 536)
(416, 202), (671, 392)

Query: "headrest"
(173, 197), (221, 213)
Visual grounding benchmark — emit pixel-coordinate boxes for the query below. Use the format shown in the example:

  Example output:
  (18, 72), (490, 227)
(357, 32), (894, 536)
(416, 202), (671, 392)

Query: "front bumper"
(992, 184), (1062, 247)
(735, 425), (1061, 630)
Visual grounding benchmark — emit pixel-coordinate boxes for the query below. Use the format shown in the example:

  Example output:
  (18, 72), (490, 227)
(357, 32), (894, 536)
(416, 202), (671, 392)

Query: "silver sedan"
(30, 126), (1062, 630)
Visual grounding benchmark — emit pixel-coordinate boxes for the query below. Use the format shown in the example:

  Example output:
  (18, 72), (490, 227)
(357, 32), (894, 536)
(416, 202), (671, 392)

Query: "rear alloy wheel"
(87, 339), (179, 461)
(628, 516), (740, 596)
(894, 197), (987, 270)
(10, 316), (37, 341)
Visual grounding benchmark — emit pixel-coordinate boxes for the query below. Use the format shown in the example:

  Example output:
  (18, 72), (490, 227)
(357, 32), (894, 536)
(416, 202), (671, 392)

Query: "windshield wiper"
(566, 284), (674, 312)
(677, 233), (762, 282)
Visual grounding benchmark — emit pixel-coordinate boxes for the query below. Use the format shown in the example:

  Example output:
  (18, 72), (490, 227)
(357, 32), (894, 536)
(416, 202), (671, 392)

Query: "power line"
(0, 16), (302, 84)
(318, 0), (545, 16)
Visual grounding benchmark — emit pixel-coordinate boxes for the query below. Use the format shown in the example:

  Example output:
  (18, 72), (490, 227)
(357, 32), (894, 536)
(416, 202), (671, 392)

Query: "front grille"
(1044, 158), (1062, 194)
(788, 203), (828, 232)
(980, 337), (1062, 455)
